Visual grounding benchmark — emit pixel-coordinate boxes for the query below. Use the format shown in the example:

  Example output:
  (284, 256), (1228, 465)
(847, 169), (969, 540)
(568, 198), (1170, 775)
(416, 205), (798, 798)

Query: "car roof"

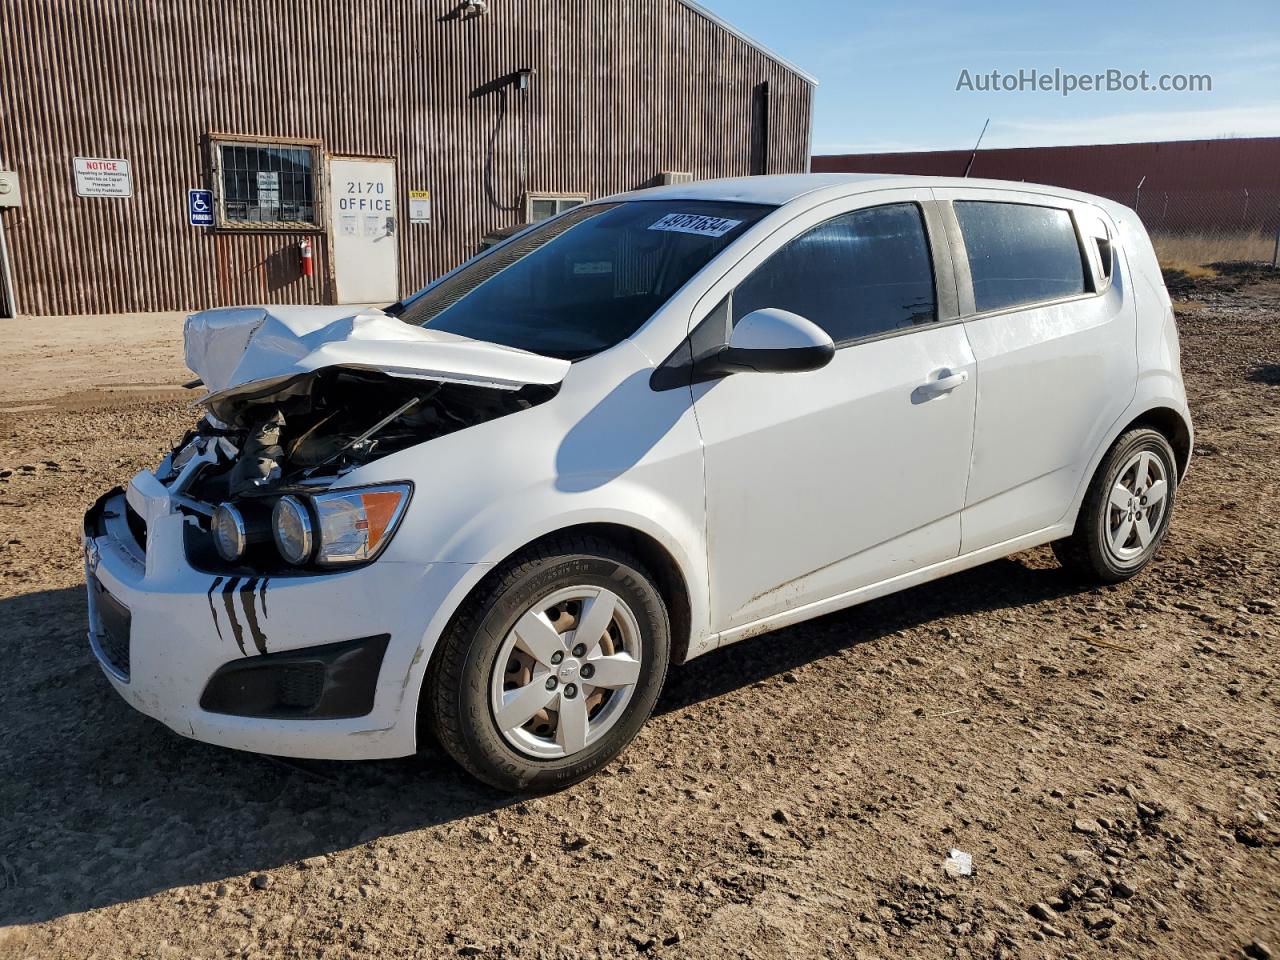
(606, 173), (1128, 213)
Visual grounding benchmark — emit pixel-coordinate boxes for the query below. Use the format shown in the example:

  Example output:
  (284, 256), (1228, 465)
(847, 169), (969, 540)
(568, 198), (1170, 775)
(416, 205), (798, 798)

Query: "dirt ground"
(0, 311), (190, 408)
(0, 277), (1277, 960)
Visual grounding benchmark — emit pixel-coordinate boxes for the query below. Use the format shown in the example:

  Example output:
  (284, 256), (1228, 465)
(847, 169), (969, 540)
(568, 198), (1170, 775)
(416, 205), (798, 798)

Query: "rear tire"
(425, 535), (670, 793)
(1052, 428), (1177, 584)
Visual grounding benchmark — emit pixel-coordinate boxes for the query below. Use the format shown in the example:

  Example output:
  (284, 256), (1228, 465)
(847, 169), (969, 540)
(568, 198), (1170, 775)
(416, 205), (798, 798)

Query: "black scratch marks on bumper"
(222, 576), (247, 656)
(240, 577), (268, 655)
(258, 577), (269, 619)
(207, 576), (225, 641)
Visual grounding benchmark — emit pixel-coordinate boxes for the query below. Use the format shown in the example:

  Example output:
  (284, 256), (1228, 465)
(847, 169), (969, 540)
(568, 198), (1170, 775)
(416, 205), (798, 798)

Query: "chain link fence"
(1124, 185), (1280, 267)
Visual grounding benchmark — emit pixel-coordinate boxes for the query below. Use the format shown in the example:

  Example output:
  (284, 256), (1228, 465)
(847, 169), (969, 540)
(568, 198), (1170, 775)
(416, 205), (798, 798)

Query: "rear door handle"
(917, 370), (969, 398)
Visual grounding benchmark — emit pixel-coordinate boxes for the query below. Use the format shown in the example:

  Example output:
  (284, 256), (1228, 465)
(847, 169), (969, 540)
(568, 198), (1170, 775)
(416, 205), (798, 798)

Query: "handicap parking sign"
(188, 188), (213, 227)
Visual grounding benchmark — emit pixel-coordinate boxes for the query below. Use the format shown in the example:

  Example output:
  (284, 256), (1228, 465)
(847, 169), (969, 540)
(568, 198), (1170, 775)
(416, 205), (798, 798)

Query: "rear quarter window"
(955, 201), (1087, 313)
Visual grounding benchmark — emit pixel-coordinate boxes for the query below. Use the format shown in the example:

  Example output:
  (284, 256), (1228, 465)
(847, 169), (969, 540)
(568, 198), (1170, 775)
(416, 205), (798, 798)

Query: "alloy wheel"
(1104, 449), (1170, 563)
(489, 586), (644, 759)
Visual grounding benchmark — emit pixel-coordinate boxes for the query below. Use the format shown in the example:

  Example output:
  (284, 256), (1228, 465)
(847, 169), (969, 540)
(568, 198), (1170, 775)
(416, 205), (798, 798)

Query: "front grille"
(91, 575), (131, 679)
(278, 663), (326, 708)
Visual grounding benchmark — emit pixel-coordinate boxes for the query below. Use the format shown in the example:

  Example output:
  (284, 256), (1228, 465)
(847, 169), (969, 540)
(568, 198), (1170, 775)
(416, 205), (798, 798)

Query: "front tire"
(425, 535), (670, 793)
(1053, 428), (1178, 583)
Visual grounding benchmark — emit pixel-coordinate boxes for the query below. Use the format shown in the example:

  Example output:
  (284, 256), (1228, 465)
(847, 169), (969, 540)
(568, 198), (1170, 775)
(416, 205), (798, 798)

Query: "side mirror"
(696, 308), (834, 378)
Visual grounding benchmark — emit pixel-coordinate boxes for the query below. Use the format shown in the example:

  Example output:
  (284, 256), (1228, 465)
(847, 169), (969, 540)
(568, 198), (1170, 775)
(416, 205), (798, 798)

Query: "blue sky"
(700, 0), (1280, 154)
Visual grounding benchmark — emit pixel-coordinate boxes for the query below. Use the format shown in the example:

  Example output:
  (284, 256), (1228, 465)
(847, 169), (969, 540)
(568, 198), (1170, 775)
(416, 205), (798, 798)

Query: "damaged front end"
(154, 305), (569, 575)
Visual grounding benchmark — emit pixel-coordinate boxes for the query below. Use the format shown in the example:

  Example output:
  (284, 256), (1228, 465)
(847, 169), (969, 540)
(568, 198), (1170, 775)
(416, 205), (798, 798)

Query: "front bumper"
(82, 472), (479, 760)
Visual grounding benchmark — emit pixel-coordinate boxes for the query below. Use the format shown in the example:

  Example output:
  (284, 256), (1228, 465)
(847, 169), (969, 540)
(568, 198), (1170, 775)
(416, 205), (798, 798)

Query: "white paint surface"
(183, 304), (570, 402)
(329, 157), (398, 304)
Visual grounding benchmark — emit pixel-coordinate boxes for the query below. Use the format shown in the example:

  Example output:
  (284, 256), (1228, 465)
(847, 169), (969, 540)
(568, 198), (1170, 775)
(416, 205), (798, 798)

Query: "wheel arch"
(466, 519), (697, 665)
(1127, 406), (1192, 480)
(539, 522), (695, 667)
(413, 520), (696, 749)
(1061, 401), (1192, 538)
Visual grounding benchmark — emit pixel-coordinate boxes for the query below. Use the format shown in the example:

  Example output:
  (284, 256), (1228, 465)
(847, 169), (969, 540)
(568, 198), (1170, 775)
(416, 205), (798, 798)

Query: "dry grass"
(1151, 229), (1276, 267)
(1159, 259), (1219, 278)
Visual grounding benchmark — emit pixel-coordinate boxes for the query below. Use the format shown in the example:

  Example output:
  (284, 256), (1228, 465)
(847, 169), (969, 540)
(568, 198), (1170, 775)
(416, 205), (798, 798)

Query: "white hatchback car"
(84, 174), (1191, 791)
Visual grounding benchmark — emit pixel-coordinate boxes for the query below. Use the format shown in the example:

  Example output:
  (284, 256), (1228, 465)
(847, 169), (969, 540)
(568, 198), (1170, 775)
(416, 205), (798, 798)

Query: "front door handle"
(915, 370), (969, 400)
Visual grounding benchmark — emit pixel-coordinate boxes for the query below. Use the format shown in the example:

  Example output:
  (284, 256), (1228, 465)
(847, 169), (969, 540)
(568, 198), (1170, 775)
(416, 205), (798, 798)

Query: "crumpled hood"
(184, 305), (570, 406)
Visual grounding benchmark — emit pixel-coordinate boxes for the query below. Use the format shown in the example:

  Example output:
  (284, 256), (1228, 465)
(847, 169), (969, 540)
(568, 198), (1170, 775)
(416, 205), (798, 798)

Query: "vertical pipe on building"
(0, 215), (17, 318)
(805, 83), (816, 173)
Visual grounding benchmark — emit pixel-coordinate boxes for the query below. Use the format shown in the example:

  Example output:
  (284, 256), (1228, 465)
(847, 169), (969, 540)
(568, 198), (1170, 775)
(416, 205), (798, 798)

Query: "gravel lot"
(1, 275), (1277, 959)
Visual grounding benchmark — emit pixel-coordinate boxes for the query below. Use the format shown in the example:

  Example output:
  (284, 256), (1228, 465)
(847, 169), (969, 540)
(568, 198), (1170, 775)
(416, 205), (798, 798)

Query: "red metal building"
(814, 137), (1280, 234)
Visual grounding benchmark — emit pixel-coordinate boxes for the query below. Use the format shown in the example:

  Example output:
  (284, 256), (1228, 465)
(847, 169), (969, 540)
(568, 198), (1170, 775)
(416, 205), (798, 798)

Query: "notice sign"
(408, 189), (431, 224)
(256, 171), (280, 209)
(73, 157), (132, 197)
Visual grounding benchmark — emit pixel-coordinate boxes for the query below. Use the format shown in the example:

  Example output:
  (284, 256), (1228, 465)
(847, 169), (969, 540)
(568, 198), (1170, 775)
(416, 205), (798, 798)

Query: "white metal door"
(696, 327), (977, 632)
(690, 191), (976, 633)
(932, 187), (1137, 553)
(329, 157), (398, 304)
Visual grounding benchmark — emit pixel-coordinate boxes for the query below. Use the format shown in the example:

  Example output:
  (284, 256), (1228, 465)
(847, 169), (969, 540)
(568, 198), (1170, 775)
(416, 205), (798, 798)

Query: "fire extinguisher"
(299, 238), (314, 278)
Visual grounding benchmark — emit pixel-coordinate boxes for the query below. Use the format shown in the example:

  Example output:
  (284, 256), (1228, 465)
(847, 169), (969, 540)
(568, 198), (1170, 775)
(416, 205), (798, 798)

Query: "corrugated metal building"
(814, 137), (1280, 235)
(0, 0), (815, 318)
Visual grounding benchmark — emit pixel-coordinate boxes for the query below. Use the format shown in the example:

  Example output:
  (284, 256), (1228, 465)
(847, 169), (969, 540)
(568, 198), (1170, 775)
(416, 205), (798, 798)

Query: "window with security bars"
(214, 139), (319, 228)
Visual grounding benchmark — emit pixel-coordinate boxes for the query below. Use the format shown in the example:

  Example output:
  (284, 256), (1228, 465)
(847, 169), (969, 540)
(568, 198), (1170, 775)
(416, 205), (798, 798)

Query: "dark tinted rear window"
(954, 201), (1086, 312)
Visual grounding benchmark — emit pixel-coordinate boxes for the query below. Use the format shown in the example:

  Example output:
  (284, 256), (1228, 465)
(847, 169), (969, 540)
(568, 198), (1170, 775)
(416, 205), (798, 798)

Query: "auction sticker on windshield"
(648, 213), (743, 237)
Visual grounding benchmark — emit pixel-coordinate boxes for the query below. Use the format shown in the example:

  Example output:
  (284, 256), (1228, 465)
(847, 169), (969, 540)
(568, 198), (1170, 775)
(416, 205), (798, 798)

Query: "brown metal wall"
(0, 0), (814, 316)
(814, 137), (1280, 231)
(815, 137), (1280, 193)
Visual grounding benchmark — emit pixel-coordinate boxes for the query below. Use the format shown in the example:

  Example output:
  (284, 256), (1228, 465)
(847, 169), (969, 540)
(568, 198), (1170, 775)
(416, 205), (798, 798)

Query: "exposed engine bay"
(162, 368), (554, 504)
(152, 369), (555, 575)
(142, 304), (570, 574)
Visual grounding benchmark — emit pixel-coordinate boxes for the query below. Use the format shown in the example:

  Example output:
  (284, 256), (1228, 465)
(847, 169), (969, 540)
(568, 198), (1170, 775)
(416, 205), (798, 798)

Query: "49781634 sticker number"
(648, 213), (743, 238)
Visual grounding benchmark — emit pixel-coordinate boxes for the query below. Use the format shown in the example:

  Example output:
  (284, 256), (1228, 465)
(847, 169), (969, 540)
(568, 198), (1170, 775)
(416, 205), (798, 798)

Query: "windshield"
(393, 200), (773, 360)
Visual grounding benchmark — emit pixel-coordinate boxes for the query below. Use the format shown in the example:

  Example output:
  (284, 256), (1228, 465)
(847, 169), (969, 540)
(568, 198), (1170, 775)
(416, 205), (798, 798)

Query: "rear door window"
(732, 202), (937, 346)
(954, 201), (1087, 312)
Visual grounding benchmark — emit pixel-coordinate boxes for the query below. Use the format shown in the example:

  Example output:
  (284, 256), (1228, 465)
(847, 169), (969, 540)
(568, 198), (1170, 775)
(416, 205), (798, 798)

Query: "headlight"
(212, 503), (247, 562)
(272, 496), (315, 565)
(309, 483), (412, 567)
